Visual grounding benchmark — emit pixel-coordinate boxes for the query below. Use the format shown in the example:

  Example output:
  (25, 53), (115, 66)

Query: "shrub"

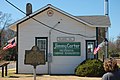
(75, 59), (105, 77)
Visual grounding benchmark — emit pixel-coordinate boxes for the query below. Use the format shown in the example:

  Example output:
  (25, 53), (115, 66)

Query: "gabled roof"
(9, 4), (111, 31)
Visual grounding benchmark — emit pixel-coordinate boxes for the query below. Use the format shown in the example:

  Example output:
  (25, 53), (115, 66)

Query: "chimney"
(26, 3), (32, 16)
(104, 0), (109, 15)
(104, 0), (109, 58)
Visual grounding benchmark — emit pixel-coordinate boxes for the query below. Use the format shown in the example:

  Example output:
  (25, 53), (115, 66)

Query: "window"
(35, 37), (48, 61)
(37, 39), (46, 51)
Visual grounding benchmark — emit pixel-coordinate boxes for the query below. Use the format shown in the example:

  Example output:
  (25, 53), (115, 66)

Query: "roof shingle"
(76, 16), (111, 27)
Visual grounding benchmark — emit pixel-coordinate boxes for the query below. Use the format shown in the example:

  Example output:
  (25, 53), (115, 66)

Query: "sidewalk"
(0, 68), (102, 80)
(0, 76), (102, 80)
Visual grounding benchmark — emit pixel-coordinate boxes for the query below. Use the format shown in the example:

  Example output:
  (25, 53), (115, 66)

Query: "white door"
(86, 40), (95, 59)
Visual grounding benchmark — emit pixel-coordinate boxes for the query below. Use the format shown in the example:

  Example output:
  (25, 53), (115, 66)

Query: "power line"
(5, 0), (26, 15)
(5, 0), (96, 38)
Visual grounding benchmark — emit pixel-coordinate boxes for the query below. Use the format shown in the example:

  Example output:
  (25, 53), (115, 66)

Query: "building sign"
(53, 42), (81, 56)
(57, 37), (75, 42)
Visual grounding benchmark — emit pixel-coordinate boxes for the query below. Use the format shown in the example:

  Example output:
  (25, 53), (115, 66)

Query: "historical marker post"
(24, 46), (45, 80)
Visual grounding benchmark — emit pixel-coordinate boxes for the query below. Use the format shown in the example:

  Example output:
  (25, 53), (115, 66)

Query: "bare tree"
(108, 38), (116, 54)
(107, 35), (120, 57)
(116, 34), (120, 52)
(0, 11), (16, 61)
(0, 11), (15, 47)
(0, 11), (12, 29)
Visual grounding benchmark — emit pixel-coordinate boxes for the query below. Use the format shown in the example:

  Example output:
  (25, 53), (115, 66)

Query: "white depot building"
(9, 4), (110, 74)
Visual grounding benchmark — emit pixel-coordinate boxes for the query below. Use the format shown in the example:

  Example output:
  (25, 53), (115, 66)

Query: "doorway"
(86, 40), (95, 59)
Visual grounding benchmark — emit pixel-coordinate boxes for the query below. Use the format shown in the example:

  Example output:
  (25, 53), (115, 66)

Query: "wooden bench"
(0, 61), (9, 77)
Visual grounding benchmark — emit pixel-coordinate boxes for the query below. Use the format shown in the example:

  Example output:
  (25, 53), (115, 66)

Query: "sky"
(0, 0), (120, 40)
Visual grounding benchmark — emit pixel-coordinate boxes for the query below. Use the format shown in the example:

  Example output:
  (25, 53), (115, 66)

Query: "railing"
(0, 61), (9, 77)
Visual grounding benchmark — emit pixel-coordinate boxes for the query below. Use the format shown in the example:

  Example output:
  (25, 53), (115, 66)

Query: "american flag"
(94, 38), (108, 55)
(3, 39), (16, 50)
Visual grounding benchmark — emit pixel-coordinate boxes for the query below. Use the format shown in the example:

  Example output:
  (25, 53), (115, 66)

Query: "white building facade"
(10, 4), (110, 74)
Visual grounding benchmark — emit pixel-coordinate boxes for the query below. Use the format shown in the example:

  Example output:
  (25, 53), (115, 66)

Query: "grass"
(0, 68), (14, 78)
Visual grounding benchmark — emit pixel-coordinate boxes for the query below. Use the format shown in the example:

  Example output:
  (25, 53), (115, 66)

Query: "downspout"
(95, 27), (98, 59)
(16, 24), (18, 74)
(48, 21), (60, 74)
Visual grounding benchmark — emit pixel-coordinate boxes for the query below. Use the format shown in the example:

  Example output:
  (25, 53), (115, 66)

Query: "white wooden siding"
(18, 8), (96, 74)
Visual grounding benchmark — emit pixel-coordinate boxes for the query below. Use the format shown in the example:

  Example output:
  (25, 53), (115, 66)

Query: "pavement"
(0, 61), (102, 80)
(0, 77), (102, 80)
